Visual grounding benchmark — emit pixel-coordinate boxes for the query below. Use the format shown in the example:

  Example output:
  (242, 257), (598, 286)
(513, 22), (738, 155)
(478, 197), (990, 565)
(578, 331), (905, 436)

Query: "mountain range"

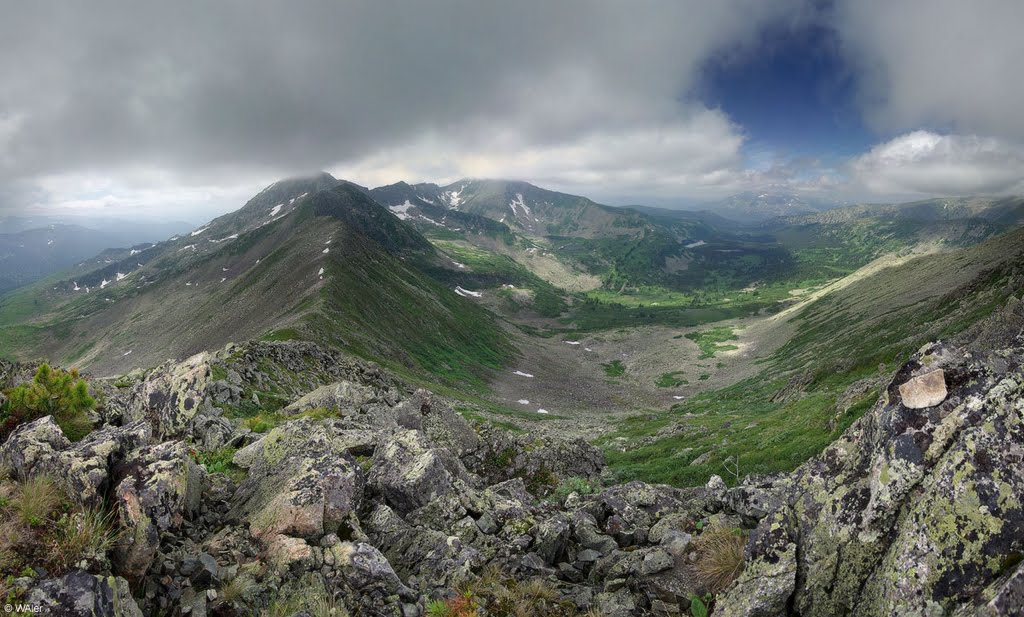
(1, 172), (1023, 616)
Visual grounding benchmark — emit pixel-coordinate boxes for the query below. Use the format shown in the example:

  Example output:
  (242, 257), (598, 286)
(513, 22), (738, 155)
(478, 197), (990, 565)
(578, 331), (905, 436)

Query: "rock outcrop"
(717, 340), (1024, 616)
(2, 336), (1020, 616)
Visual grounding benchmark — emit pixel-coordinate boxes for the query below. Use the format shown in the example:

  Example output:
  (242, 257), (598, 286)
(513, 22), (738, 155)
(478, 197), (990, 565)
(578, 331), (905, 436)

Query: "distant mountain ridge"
(702, 190), (841, 223)
(0, 219), (194, 295)
(372, 178), (651, 239)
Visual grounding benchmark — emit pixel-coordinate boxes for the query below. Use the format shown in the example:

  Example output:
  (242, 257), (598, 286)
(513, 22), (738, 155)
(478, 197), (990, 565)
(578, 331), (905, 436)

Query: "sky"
(2, 0), (1024, 222)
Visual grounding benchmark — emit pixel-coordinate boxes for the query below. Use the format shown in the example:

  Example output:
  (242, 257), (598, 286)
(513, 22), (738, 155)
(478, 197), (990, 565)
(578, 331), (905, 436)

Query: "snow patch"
(220, 277), (226, 283)
(564, 341), (581, 345)
(673, 396), (685, 400)
(444, 188), (463, 208)
(389, 201), (414, 220)
(116, 272), (126, 281)
(100, 279), (110, 289)
(513, 370), (534, 378)
(123, 350), (133, 356)
(47, 239), (54, 245)
(73, 282), (80, 291)
(685, 240), (706, 249)
(418, 215), (445, 227)
(318, 267), (325, 276)
(322, 247), (330, 254)
(191, 226), (210, 237)
(517, 399), (530, 405)
(536, 409), (549, 415)
(454, 286), (482, 298)
(452, 261), (466, 269)
(508, 193), (531, 219)
(269, 204), (283, 217)
(179, 244), (197, 252)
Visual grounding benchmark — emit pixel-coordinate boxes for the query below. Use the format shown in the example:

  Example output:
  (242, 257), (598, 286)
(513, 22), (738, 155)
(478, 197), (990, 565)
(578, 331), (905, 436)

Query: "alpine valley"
(1, 174), (1023, 617)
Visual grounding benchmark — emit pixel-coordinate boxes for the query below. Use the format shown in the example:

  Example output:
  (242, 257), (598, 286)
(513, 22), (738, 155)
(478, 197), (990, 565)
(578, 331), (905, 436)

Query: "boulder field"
(0, 334), (1021, 616)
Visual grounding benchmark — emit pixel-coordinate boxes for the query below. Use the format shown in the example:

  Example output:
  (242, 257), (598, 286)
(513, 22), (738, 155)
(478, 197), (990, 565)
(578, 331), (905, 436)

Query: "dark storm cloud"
(0, 1), (800, 183)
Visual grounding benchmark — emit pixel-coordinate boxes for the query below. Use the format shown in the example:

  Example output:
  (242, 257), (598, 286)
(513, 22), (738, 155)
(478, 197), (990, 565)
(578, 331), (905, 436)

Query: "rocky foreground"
(0, 330), (1022, 616)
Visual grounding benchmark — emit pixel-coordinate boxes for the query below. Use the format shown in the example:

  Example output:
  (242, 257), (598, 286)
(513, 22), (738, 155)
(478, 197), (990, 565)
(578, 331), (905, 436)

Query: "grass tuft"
(13, 477), (62, 527)
(691, 526), (747, 593)
(47, 506), (121, 573)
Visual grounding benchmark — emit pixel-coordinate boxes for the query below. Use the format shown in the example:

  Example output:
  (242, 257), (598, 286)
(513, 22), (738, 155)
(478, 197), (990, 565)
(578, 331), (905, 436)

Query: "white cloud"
(27, 170), (264, 222)
(334, 104), (750, 201)
(850, 131), (1024, 196)
(834, 0), (1024, 139)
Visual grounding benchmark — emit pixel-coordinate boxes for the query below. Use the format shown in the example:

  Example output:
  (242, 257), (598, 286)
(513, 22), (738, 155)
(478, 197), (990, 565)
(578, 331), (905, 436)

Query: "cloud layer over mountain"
(1, 1), (1021, 218)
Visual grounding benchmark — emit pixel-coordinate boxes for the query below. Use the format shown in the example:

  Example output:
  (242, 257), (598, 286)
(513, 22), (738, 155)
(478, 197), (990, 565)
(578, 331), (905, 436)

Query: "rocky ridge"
(0, 331), (1021, 616)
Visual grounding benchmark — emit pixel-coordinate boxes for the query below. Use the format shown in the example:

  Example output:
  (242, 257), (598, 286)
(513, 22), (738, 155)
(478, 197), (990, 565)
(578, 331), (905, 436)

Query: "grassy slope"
(0, 187), (514, 387)
(601, 228), (1024, 486)
(304, 228), (515, 388)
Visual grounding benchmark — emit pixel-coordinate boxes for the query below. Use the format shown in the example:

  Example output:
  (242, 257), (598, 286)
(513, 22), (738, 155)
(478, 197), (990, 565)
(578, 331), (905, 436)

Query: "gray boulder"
(368, 429), (452, 514)
(0, 417), (152, 507)
(282, 380), (382, 416)
(112, 440), (204, 580)
(25, 570), (142, 617)
(230, 418), (366, 541)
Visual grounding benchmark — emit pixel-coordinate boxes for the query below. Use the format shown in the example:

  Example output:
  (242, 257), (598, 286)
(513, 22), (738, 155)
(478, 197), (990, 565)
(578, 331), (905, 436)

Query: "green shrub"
(195, 447), (245, 482)
(1, 364), (96, 441)
(655, 371), (688, 388)
(546, 476), (599, 503)
(601, 360), (625, 377)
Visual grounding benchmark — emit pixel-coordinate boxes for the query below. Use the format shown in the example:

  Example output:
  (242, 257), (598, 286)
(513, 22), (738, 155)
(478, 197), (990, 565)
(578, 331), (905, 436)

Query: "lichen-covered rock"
(533, 513), (571, 564)
(282, 380), (382, 416)
(363, 503), (480, 589)
(368, 429), (452, 514)
(722, 341), (1024, 616)
(393, 390), (481, 458)
(468, 423), (604, 493)
(189, 414), (235, 451)
(0, 417), (152, 506)
(715, 508), (799, 617)
(112, 440), (204, 580)
(329, 541), (408, 596)
(25, 570), (143, 617)
(953, 563), (1024, 616)
(138, 352), (214, 439)
(0, 415), (70, 479)
(230, 418), (366, 541)
(265, 533), (315, 574)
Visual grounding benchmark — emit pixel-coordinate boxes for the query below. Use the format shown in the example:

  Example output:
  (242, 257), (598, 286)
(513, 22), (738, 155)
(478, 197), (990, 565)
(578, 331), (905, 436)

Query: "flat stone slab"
(899, 369), (947, 409)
